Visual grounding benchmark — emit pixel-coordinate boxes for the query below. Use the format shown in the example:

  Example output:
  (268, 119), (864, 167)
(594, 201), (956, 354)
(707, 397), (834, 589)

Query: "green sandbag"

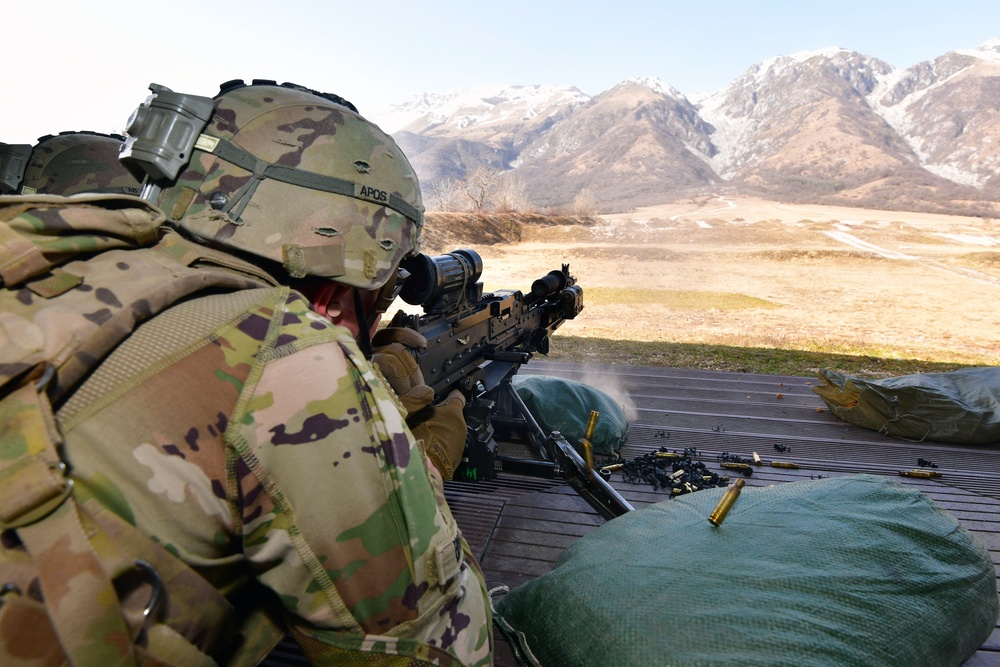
(813, 367), (1000, 444)
(494, 475), (998, 667)
(512, 375), (629, 455)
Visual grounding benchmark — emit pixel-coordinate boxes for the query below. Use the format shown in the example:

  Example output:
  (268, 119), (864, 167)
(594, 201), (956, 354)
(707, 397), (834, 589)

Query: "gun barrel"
(485, 350), (532, 364)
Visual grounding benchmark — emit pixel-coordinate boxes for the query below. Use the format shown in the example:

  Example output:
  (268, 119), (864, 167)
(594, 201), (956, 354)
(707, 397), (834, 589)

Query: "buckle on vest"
(0, 457), (74, 530)
(0, 363), (72, 530)
(132, 559), (165, 622)
(0, 583), (22, 611)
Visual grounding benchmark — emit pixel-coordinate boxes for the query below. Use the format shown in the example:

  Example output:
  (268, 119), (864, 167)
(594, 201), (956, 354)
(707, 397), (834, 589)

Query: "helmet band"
(202, 135), (424, 226)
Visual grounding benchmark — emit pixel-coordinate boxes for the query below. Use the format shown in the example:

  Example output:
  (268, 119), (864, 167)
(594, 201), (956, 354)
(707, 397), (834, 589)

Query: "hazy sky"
(5, 0), (999, 144)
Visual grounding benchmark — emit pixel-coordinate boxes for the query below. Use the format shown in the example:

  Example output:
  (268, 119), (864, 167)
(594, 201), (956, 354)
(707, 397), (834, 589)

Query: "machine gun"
(390, 248), (633, 520)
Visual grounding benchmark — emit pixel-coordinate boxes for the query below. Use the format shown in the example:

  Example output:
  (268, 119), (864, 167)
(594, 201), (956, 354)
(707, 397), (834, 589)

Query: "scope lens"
(399, 248), (482, 307)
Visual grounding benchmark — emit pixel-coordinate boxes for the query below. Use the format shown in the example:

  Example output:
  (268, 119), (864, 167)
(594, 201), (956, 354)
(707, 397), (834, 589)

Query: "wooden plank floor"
(445, 360), (1000, 667)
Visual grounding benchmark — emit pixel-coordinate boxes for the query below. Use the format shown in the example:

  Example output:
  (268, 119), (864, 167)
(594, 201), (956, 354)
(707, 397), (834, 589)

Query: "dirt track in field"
(459, 196), (1000, 365)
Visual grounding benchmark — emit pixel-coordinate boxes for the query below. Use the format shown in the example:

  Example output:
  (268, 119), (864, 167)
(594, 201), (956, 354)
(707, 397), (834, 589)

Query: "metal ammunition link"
(612, 447), (731, 497)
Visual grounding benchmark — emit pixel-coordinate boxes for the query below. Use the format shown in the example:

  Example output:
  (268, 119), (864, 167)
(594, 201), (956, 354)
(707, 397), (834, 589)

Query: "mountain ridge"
(372, 39), (1000, 215)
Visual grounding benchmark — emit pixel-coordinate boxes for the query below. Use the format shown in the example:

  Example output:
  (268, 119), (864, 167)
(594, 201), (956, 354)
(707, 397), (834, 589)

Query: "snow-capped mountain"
(697, 48), (904, 180)
(373, 40), (1000, 214)
(872, 38), (1000, 189)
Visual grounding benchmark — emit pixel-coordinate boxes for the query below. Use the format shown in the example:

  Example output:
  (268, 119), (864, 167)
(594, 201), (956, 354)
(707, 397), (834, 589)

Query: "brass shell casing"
(582, 439), (594, 475)
(708, 478), (746, 527)
(584, 410), (599, 442)
(899, 469), (943, 478)
(579, 410), (599, 477)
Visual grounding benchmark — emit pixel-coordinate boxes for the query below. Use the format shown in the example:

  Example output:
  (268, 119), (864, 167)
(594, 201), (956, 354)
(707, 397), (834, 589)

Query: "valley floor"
(468, 196), (1000, 366)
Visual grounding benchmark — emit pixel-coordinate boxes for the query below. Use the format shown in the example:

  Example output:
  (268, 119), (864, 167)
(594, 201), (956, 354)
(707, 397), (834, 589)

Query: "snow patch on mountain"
(369, 84), (590, 133)
(627, 76), (686, 100)
(959, 38), (1000, 62)
(696, 92), (749, 180)
(747, 47), (850, 84)
(869, 42), (1000, 171)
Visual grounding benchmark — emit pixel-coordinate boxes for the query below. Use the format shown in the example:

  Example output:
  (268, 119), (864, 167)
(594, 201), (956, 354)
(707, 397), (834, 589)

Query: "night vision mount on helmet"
(120, 79), (424, 290)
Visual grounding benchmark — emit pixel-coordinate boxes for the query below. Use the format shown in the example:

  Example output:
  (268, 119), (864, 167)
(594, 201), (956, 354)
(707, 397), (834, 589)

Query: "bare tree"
(425, 178), (466, 212)
(494, 171), (532, 212)
(458, 166), (533, 212)
(464, 166), (502, 211)
(571, 188), (599, 216)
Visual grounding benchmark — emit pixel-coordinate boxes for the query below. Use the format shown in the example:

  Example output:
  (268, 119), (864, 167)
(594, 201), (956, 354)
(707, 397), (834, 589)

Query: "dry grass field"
(443, 196), (1000, 369)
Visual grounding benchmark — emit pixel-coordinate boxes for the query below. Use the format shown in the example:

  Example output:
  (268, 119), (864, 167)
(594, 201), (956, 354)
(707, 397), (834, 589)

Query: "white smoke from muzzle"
(576, 366), (639, 424)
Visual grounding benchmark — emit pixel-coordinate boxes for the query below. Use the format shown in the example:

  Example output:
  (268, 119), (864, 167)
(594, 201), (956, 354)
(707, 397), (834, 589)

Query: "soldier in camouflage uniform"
(0, 80), (492, 665)
(0, 131), (142, 196)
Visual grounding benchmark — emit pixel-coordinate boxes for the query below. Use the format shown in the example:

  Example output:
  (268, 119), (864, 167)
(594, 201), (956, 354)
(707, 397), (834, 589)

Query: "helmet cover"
(158, 81), (423, 289)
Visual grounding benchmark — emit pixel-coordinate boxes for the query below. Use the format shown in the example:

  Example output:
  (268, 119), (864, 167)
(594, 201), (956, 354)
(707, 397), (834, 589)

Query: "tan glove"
(371, 324), (428, 351)
(409, 390), (468, 481)
(371, 327), (468, 479)
(371, 328), (433, 414)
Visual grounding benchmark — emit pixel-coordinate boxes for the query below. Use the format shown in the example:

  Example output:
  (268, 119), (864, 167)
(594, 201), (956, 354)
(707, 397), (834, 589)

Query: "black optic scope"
(399, 248), (484, 315)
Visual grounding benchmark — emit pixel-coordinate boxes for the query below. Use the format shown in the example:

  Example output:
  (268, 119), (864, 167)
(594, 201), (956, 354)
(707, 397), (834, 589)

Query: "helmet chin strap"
(353, 288), (374, 360)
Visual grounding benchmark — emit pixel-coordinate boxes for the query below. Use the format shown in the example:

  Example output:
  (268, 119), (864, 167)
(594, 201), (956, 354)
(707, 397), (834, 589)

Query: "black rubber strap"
(353, 288), (373, 360)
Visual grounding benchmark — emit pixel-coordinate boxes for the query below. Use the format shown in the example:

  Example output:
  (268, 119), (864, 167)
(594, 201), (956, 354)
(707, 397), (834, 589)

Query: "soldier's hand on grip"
(371, 328), (433, 414)
(372, 327), (467, 480)
(371, 324), (428, 351)
(409, 390), (467, 481)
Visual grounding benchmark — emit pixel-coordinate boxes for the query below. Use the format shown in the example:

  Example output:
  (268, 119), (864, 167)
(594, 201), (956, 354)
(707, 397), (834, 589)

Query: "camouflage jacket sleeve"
(58, 286), (492, 666)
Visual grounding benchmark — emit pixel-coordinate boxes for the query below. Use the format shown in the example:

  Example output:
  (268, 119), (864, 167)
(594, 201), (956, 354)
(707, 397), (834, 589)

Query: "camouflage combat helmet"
(123, 79), (423, 289)
(17, 131), (143, 196)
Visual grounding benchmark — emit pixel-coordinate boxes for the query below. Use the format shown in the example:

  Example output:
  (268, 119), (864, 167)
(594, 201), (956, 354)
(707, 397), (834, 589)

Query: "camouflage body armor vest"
(0, 194), (280, 666)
